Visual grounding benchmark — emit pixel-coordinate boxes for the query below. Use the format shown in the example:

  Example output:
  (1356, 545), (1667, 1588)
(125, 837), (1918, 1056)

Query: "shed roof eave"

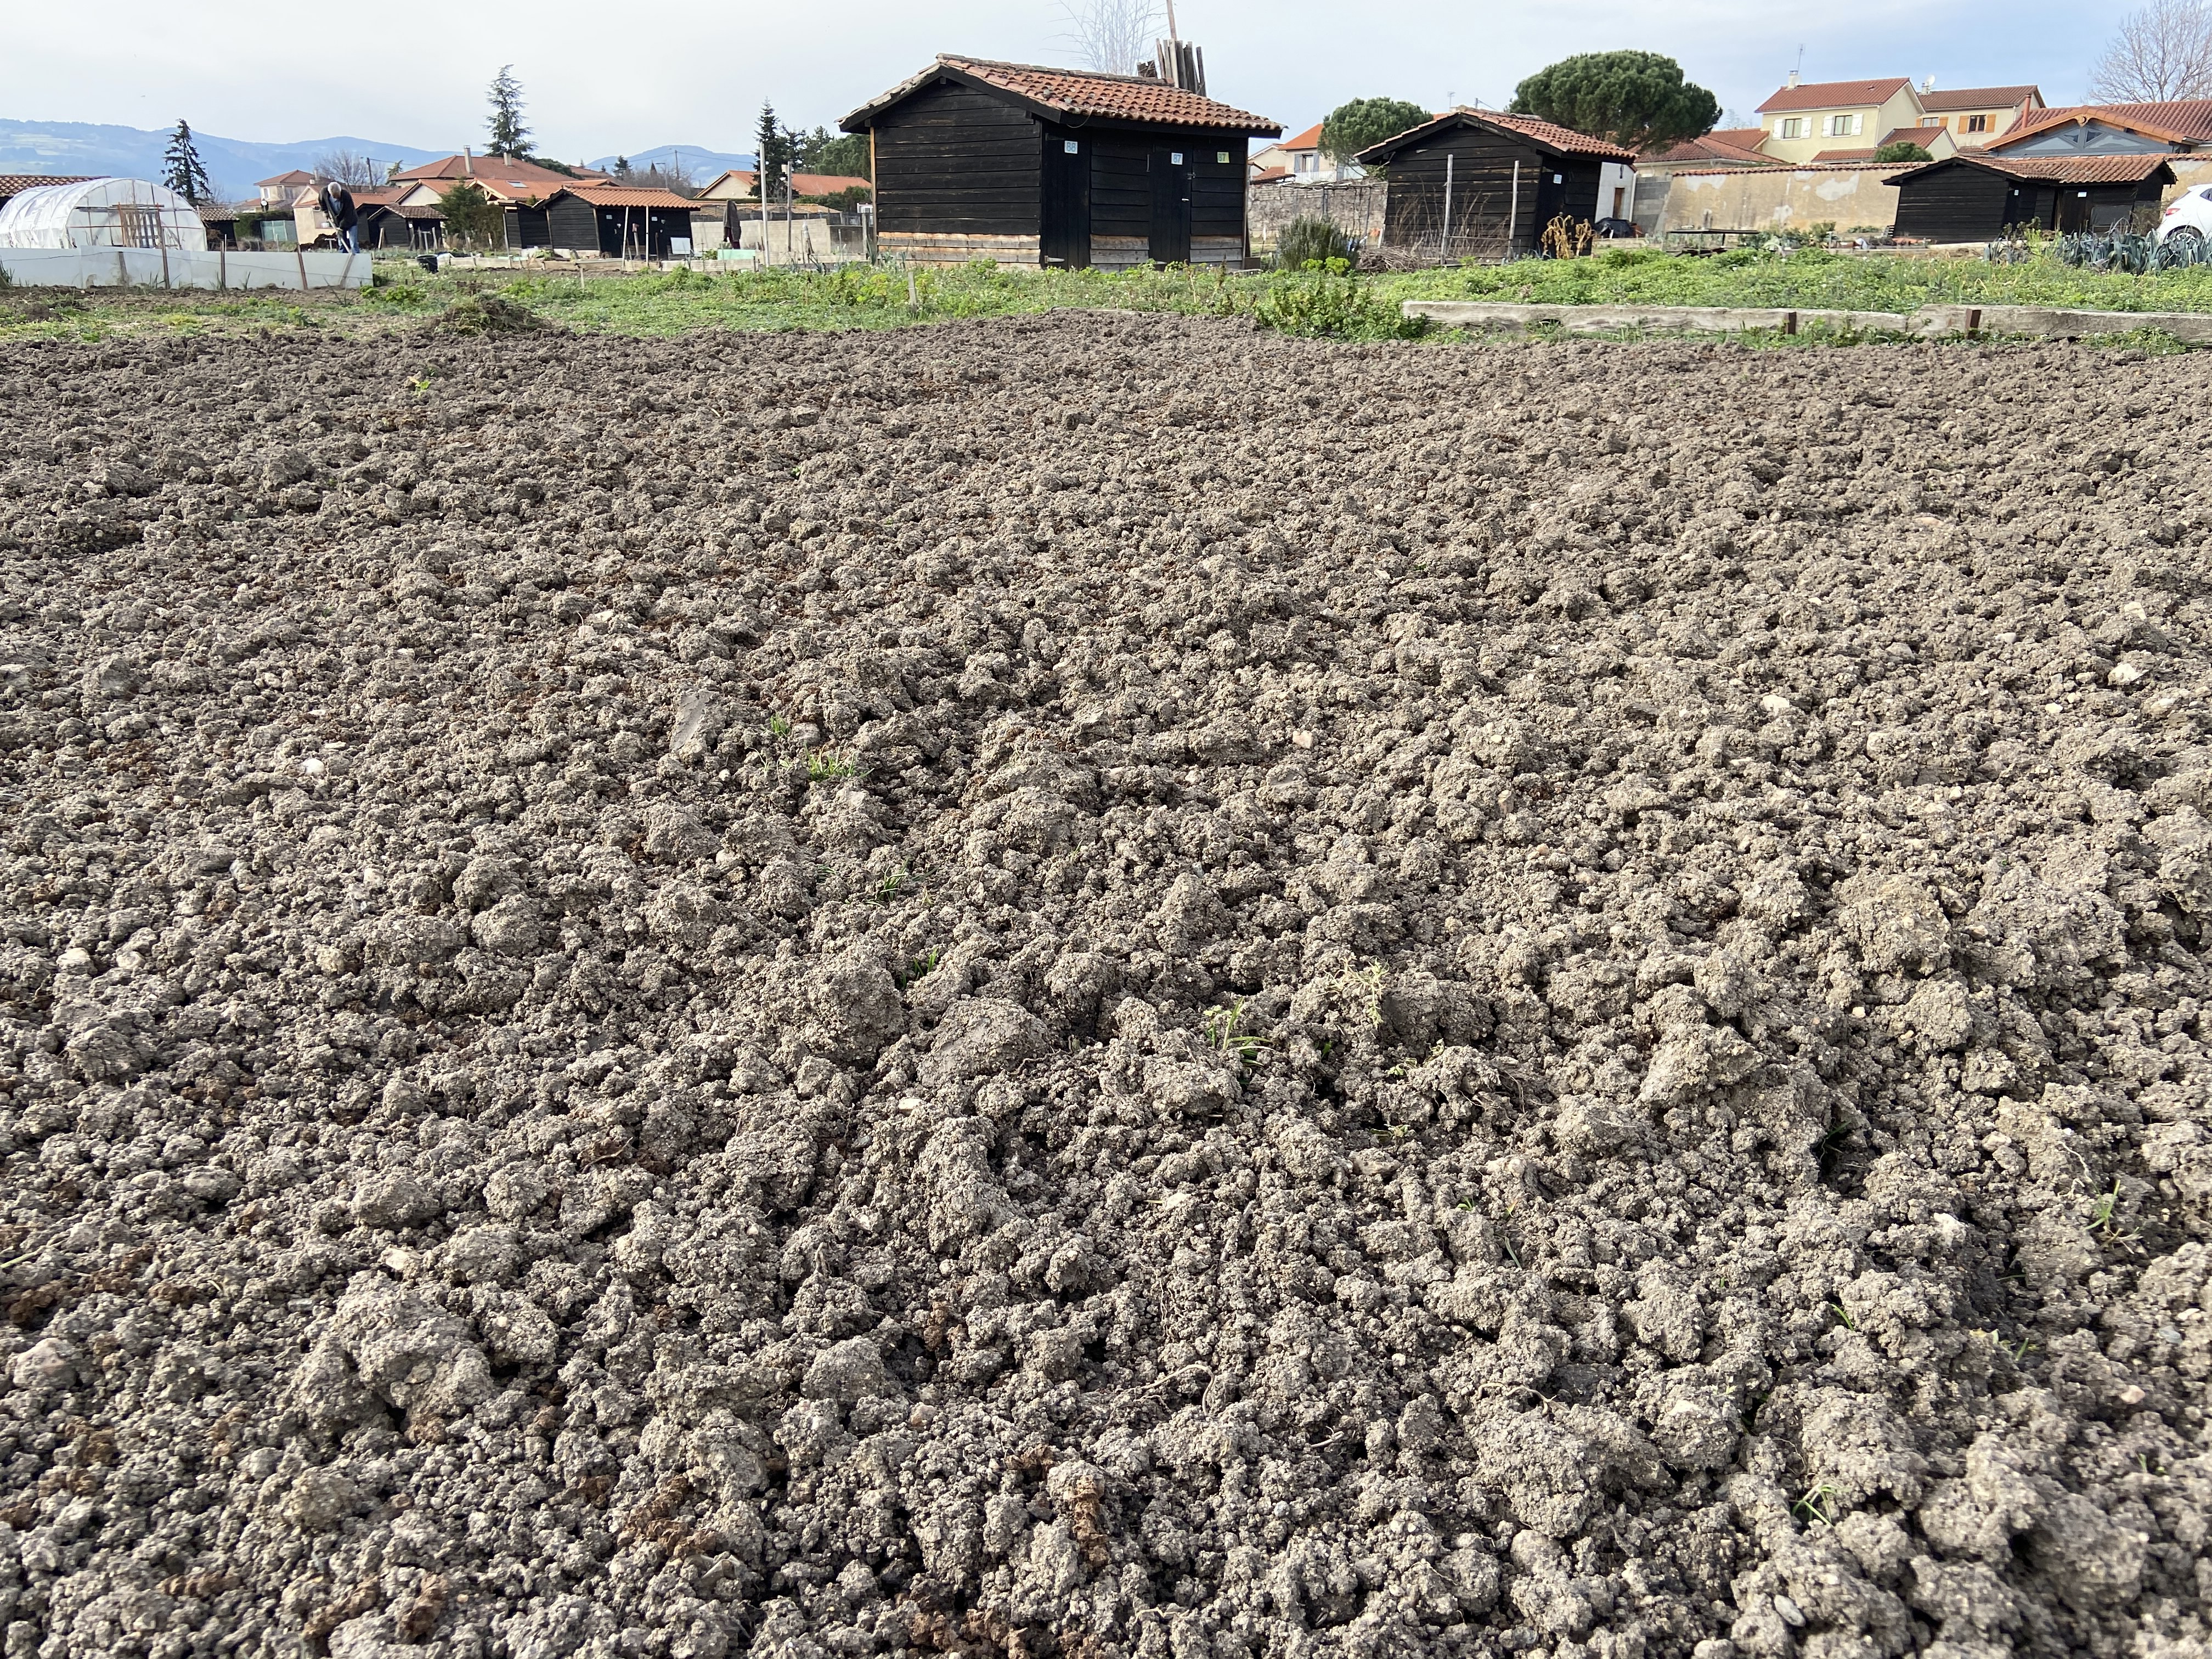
(843, 57), (1279, 136)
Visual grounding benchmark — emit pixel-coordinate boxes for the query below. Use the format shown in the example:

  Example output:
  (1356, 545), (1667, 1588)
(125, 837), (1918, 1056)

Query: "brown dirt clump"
(0, 314), (2208, 1658)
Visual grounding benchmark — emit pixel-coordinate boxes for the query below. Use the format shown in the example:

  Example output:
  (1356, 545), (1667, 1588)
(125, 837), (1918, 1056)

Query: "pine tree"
(755, 102), (793, 197)
(162, 121), (213, 204)
(487, 65), (531, 159)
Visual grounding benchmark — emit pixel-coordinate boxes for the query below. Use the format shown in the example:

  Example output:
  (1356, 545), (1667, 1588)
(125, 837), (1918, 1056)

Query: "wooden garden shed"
(536, 186), (699, 258)
(1892, 153), (2175, 240)
(1354, 109), (1639, 258)
(840, 54), (1280, 268)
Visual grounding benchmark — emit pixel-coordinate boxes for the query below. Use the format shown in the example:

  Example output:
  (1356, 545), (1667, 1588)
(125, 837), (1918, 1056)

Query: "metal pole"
(1509, 160), (1520, 258)
(1442, 153), (1454, 261)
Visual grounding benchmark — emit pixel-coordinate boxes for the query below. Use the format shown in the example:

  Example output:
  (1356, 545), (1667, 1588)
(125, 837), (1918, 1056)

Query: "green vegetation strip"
(2, 244), (2210, 347)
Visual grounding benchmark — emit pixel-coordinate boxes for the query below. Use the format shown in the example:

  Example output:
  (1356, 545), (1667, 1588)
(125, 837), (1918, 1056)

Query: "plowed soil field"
(0, 314), (2208, 1659)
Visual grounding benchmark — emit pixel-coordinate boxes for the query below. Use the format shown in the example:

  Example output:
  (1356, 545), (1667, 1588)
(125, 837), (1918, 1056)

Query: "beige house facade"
(1752, 76), (2043, 164)
(1757, 77), (1925, 162)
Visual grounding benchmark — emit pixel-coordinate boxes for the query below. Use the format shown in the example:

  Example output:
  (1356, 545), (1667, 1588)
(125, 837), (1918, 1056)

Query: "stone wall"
(1248, 180), (1387, 255)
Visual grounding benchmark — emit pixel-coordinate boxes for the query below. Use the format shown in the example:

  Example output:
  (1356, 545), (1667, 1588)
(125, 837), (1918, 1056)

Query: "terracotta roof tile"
(393, 155), (607, 187)
(1357, 108), (1637, 165)
(697, 169), (872, 197)
(1814, 128), (1946, 162)
(1918, 85), (2040, 112)
(1990, 100), (2212, 148)
(1643, 128), (1769, 164)
(0, 173), (94, 199)
(1756, 77), (1914, 115)
(1661, 160), (1922, 179)
(1944, 153), (2176, 185)
(845, 55), (1279, 135)
(559, 185), (700, 208)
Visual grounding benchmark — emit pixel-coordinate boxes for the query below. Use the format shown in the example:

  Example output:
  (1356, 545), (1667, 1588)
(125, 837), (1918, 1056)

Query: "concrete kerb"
(1401, 298), (2212, 343)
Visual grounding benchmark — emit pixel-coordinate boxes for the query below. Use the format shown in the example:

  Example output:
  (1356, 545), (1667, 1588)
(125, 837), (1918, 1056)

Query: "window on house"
(1780, 118), (1807, 139)
(1966, 114), (1991, 133)
(1825, 112), (1859, 137)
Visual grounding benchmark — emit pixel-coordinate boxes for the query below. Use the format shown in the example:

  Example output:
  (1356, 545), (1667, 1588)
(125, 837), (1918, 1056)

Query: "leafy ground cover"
(2, 245), (2209, 348)
(1378, 244), (2212, 314)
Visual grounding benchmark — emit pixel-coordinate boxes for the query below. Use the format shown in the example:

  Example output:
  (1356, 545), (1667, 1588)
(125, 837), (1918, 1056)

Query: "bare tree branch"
(1056, 0), (1164, 76)
(2091, 0), (2212, 101)
(313, 150), (382, 188)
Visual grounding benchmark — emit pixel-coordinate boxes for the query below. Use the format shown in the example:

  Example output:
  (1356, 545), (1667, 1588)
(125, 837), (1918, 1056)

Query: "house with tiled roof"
(1755, 76), (1923, 162)
(697, 168), (872, 202)
(1917, 84), (2042, 142)
(1751, 75), (2048, 164)
(1985, 100), (2212, 200)
(255, 169), (318, 204)
(1353, 108), (1638, 256)
(1250, 123), (1343, 183)
(840, 54), (1280, 268)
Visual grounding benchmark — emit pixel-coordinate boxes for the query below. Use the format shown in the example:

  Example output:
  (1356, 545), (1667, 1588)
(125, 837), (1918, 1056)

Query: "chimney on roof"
(1786, 69), (1799, 88)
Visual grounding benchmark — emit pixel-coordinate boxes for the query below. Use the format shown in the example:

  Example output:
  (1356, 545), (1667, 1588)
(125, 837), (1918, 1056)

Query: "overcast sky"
(6, 0), (2117, 156)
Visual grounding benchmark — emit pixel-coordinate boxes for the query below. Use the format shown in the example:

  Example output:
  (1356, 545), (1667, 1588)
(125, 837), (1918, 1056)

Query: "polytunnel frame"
(0, 177), (202, 255)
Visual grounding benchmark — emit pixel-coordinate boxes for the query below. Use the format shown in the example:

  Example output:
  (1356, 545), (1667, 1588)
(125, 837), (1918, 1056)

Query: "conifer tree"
(162, 121), (213, 203)
(487, 66), (531, 159)
(754, 103), (793, 196)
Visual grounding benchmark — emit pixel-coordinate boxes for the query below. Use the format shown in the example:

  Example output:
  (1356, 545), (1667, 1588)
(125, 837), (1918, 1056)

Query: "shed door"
(1150, 147), (1193, 264)
(1042, 136), (1091, 268)
(1532, 166), (1567, 236)
(2057, 189), (2095, 232)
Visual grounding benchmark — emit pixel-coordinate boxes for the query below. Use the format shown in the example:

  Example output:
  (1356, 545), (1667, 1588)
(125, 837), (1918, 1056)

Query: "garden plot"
(0, 314), (2208, 1659)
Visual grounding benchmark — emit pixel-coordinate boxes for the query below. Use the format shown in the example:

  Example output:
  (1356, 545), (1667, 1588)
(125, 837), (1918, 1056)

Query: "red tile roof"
(1357, 107), (1637, 165)
(1662, 160), (1922, 179)
(845, 54), (1279, 135)
(1989, 100), (2212, 149)
(1814, 128), (1947, 161)
(0, 173), (94, 199)
(1250, 165), (1289, 183)
(697, 168), (872, 198)
(1894, 153), (2176, 187)
(1278, 122), (1323, 151)
(255, 168), (318, 187)
(559, 185), (701, 208)
(1919, 84), (2040, 112)
(393, 155), (609, 186)
(1643, 127), (1769, 164)
(1757, 77), (1914, 114)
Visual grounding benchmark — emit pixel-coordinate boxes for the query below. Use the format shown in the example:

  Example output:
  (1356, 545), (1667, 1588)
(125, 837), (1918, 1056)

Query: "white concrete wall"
(1597, 162), (1637, 222)
(0, 247), (370, 290)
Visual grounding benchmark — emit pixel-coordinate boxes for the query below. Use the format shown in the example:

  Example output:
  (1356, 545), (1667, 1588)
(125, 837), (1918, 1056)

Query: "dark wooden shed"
(539, 187), (699, 258)
(1892, 153), (2176, 240)
(840, 54), (1280, 268)
(1355, 109), (1639, 258)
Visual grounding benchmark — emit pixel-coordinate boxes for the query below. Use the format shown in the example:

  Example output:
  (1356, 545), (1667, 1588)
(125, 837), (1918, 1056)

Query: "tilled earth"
(0, 313), (2208, 1659)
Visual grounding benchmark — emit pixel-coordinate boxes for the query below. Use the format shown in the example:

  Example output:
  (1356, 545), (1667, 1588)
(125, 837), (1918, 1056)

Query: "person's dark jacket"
(319, 183), (358, 230)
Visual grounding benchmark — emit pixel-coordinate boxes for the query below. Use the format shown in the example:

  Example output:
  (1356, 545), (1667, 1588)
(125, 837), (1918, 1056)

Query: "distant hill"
(0, 118), (446, 201)
(586, 145), (756, 185)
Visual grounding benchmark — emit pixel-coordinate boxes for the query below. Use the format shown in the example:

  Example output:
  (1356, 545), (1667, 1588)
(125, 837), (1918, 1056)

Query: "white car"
(2159, 183), (2212, 244)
